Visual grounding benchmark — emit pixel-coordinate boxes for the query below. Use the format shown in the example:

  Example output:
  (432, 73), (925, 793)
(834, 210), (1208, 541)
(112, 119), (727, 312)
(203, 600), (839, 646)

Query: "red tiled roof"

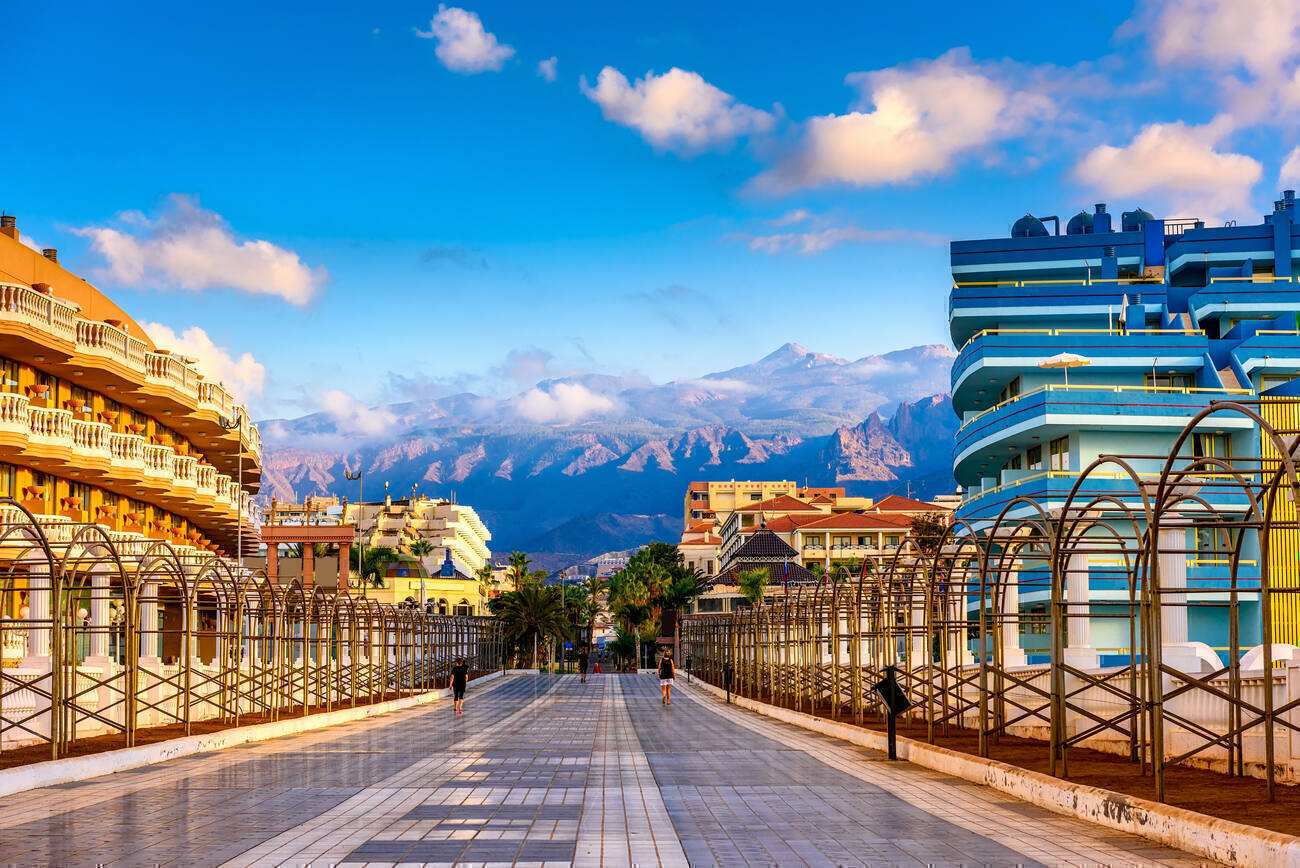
(873, 494), (948, 512)
(743, 514), (817, 533)
(686, 520), (714, 532)
(735, 494), (825, 513)
(811, 494), (836, 504)
(688, 481), (709, 491)
(797, 512), (910, 530)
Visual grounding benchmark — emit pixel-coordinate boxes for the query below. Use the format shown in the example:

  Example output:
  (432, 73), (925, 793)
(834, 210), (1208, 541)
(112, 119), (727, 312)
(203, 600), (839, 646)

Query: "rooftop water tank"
(1012, 213), (1048, 238)
(1121, 208), (1154, 232)
(1066, 210), (1094, 235)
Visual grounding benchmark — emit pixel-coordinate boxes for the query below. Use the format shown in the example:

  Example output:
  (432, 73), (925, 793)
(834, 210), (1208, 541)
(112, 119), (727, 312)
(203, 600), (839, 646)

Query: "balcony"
(108, 431), (146, 473)
(0, 282), (79, 345)
(75, 319), (148, 373)
(1186, 276), (1300, 325)
(144, 352), (201, 401)
(0, 392), (29, 437)
(953, 383), (1254, 482)
(27, 406), (72, 451)
(142, 443), (175, 483)
(171, 454), (198, 491)
(949, 278), (1165, 347)
(70, 419), (112, 462)
(952, 328), (1208, 407)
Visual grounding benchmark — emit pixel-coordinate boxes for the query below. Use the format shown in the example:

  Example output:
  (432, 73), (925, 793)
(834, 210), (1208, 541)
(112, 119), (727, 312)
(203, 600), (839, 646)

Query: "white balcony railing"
(0, 282), (79, 343)
(70, 419), (112, 461)
(195, 463), (217, 497)
(76, 320), (147, 372)
(142, 444), (174, 481)
(0, 392), (29, 434)
(145, 352), (200, 401)
(172, 454), (198, 489)
(109, 432), (146, 470)
(27, 406), (72, 448)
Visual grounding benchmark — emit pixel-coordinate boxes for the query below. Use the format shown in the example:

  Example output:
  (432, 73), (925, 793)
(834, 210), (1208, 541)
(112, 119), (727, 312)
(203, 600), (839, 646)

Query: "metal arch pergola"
(682, 398), (1300, 802)
(0, 502), (506, 761)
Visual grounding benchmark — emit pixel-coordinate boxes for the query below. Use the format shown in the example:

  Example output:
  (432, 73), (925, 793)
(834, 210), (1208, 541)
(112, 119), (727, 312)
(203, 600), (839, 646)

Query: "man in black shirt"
(578, 645), (590, 683)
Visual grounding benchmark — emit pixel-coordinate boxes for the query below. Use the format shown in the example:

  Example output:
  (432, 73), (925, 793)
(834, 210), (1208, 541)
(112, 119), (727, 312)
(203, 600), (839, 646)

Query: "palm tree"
(608, 571), (651, 669)
(659, 569), (706, 662)
(408, 540), (435, 562)
(351, 544), (396, 592)
(474, 562), (496, 597)
(581, 576), (608, 647)
(507, 551), (535, 589)
(736, 568), (769, 696)
(497, 583), (571, 668)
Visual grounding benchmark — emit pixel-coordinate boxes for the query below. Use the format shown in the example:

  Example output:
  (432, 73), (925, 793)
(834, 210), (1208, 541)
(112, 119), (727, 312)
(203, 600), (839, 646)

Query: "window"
(69, 385), (91, 416)
(1007, 454), (1022, 471)
(997, 376), (1022, 405)
(0, 358), (16, 392)
(0, 463), (13, 498)
(748, 493), (762, 501)
(885, 535), (901, 548)
(698, 597), (725, 613)
(1050, 436), (1070, 471)
(1262, 374), (1298, 392)
(857, 535), (870, 546)
(1027, 445), (1043, 470)
(65, 481), (90, 521)
(1194, 433), (1231, 461)
(1145, 373), (1193, 390)
(832, 535), (852, 549)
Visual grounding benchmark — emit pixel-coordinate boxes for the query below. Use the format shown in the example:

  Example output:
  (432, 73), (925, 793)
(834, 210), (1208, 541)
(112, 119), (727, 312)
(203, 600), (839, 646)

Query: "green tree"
(408, 540), (435, 561)
(659, 570), (706, 659)
(608, 571), (651, 669)
(910, 512), (947, 555)
(607, 627), (636, 670)
(497, 583), (571, 669)
(507, 551), (536, 588)
(350, 544), (396, 590)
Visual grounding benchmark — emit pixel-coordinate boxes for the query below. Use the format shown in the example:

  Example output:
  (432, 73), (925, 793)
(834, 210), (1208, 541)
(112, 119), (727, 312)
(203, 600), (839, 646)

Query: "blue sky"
(7, 1), (1300, 425)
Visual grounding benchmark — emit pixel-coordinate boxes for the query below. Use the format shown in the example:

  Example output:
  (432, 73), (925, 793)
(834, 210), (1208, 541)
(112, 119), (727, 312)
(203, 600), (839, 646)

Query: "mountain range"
(258, 343), (959, 565)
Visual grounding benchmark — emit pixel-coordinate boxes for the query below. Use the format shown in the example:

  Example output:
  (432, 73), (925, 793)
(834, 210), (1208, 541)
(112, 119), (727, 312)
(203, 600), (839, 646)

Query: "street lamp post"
(219, 414), (244, 568)
(345, 469), (363, 597)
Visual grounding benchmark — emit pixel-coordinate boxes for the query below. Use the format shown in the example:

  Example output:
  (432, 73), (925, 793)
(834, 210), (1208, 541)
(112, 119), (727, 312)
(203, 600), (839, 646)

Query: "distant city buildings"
(677, 479), (951, 614)
(341, 494), (493, 614)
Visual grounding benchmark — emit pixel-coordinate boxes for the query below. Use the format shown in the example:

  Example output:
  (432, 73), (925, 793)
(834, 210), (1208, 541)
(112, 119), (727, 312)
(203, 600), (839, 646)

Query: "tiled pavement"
(0, 673), (1216, 866)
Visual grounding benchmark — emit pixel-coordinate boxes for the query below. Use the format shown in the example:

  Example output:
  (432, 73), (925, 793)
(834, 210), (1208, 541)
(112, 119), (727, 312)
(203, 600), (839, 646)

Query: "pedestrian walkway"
(0, 673), (1212, 866)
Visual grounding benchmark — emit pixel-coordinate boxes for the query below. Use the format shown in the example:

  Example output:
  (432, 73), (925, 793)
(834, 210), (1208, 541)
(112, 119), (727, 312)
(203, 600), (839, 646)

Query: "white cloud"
(752, 49), (1053, 193)
(141, 322), (266, 402)
(416, 5), (514, 74)
(74, 194), (325, 305)
(513, 382), (615, 424)
(581, 66), (775, 153)
(1072, 117), (1262, 219)
(729, 226), (944, 255)
(537, 56), (558, 83)
(767, 209), (812, 227)
(319, 389), (397, 437)
(1129, 0), (1300, 120)
(1282, 146), (1300, 189)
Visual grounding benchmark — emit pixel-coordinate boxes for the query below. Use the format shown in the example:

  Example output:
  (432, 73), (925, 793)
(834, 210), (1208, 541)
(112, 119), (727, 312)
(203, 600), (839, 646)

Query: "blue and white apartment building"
(949, 193), (1300, 666)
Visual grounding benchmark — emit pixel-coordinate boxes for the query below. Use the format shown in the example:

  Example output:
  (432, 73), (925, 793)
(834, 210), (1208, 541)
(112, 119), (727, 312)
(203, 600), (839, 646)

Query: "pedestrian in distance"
(578, 645), (590, 683)
(450, 656), (469, 714)
(659, 649), (675, 706)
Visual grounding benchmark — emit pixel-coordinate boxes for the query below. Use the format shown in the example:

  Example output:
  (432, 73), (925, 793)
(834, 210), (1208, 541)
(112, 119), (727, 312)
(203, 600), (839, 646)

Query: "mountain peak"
(756, 342), (844, 368)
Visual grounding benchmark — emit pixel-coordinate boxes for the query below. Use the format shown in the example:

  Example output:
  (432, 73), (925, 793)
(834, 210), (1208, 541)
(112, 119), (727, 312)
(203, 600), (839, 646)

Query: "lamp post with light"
(345, 469), (364, 597)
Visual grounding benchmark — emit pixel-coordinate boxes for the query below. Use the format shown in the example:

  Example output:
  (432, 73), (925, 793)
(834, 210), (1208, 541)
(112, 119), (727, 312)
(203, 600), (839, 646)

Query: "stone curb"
(0, 668), (521, 799)
(680, 676), (1300, 868)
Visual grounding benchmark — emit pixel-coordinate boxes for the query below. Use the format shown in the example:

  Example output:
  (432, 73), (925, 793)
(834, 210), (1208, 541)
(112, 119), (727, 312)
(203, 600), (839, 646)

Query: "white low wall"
(0, 669), (518, 798)
(681, 676), (1300, 868)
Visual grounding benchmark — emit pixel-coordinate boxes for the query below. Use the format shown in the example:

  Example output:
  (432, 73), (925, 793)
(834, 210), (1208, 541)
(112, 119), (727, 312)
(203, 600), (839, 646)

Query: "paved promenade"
(0, 673), (1211, 866)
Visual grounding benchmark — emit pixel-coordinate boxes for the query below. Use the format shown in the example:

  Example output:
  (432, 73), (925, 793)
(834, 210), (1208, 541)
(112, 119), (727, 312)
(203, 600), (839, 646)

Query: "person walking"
(450, 657), (469, 714)
(578, 645), (590, 684)
(659, 650), (675, 706)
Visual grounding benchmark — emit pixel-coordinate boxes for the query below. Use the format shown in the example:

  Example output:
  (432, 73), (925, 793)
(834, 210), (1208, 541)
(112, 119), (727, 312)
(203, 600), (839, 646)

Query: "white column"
(1063, 552), (1099, 669)
(23, 566), (52, 668)
(86, 571), (111, 664)
(1001, 564), (1027, 667)
(1159, 526), (1189, 645)
(139, 583), (160, 660)
(908, 591), (928, 668)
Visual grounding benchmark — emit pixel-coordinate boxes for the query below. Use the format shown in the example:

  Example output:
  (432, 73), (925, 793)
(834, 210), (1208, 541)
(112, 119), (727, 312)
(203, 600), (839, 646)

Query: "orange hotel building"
(0, 214), (259, 558)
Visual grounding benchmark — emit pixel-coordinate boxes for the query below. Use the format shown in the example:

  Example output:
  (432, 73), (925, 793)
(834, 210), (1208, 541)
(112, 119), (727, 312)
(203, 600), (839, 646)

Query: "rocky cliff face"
(259, 345), (959, 558)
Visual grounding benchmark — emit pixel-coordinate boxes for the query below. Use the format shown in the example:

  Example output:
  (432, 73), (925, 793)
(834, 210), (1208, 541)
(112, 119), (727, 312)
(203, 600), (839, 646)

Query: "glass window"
(1050, 436), (1070, 471)
(1145, 373), (1193, 390)
(1194, 433), (1231, 460)
(0, 463), (13, 498)
(998, 376), (1022, 405)
(1027, 445), (1043, 470)
(1008, 454), (1022, 470)
(0, 358), (17, 392)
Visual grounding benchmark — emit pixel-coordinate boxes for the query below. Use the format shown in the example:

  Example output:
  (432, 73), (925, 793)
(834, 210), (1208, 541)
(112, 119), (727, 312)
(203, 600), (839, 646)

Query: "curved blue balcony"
(953, 384), (1253, 485)
(952, 329), (1209, 408)
(949, 279), (1166, 347)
